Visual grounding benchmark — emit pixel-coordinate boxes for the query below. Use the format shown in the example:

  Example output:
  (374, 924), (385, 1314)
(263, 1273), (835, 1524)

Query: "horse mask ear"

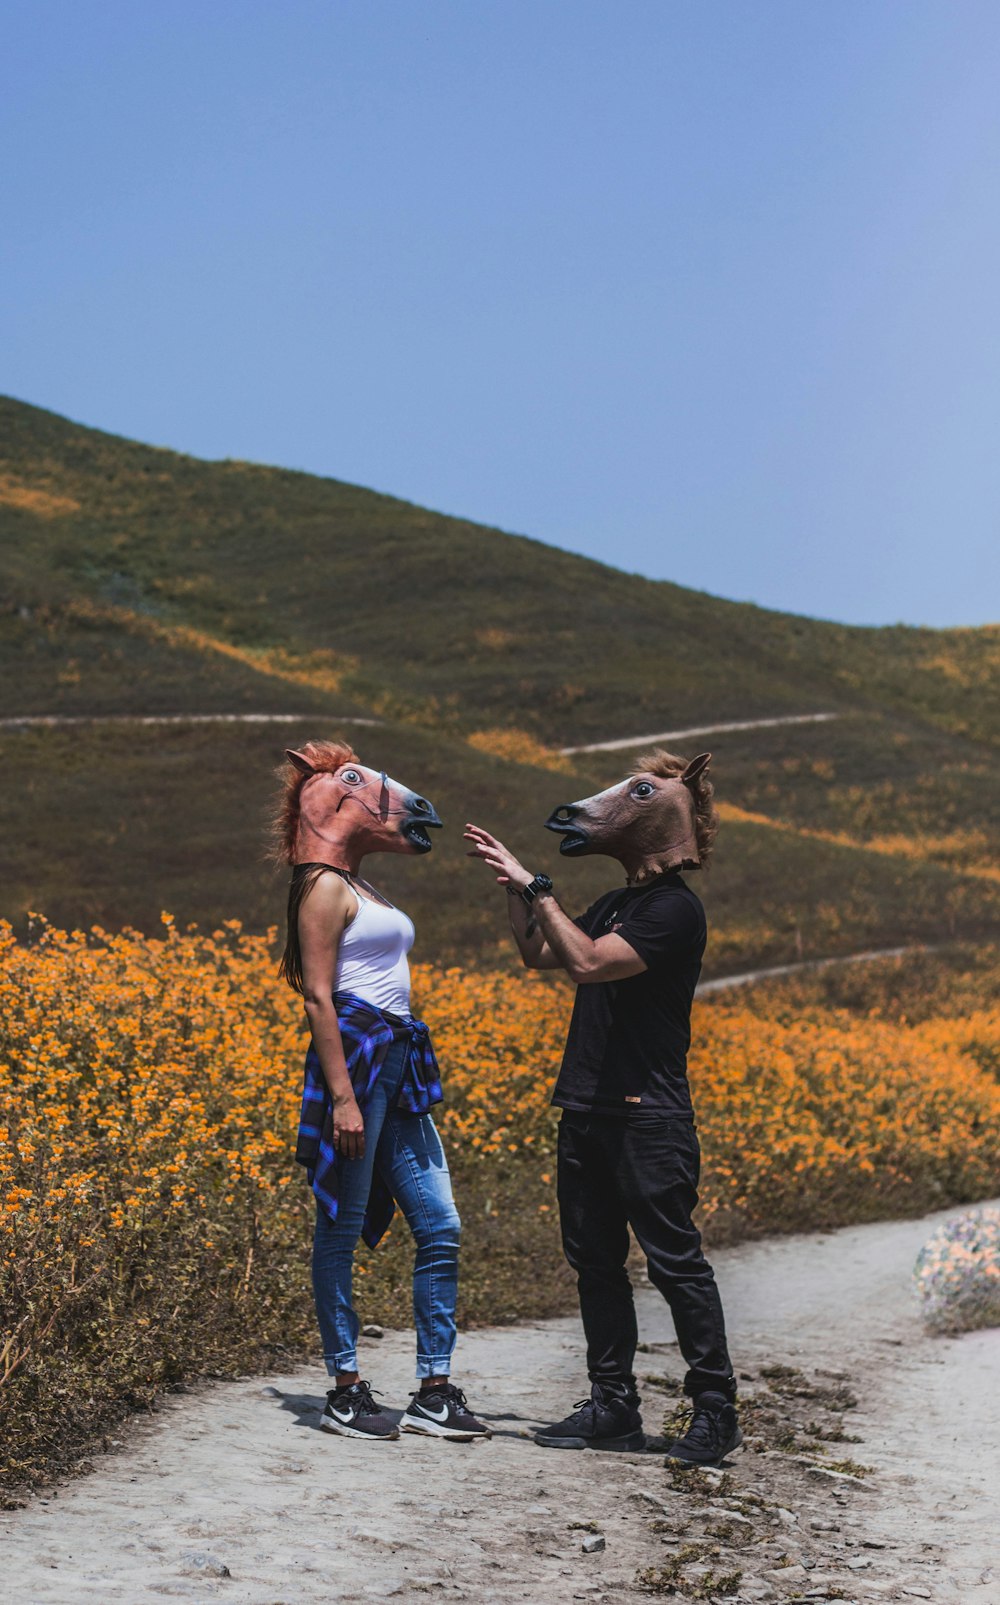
(681, 752), (712, 785)
(285, 748), (317, 777)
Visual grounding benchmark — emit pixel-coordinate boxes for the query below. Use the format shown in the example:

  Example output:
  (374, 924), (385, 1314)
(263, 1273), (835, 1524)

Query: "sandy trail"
(559, 714), (841, 755)
(0, 713), (839, 744)
(4, 1202), (997, 1605)
(0, 714), (380, 728)
(694, 946), (935, 996)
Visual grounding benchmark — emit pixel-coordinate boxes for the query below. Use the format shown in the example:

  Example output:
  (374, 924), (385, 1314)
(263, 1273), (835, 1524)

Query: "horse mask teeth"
(545, 752), (712, 884)
(284, 745), (442, 864)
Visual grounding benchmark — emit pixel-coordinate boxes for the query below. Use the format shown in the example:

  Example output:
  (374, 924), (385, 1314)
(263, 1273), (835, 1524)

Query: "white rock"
(178, 1552), (231, 1578)
(581, 1534), (606, 1554)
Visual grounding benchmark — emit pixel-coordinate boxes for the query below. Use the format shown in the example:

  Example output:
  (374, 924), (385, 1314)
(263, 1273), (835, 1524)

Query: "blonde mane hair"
(633, 748), (720, 868)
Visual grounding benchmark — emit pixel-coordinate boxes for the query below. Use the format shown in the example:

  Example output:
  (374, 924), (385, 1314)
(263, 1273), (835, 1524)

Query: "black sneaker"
(320, 1380), (399, 1441)
(535, 1380), (644, 1452)
(399, 1382), (491, 1441)
(665, 1391), (742, 1467)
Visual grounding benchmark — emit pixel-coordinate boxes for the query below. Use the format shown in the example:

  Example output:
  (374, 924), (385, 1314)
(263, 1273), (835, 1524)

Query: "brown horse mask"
(545, 753), (712, 884)
(286, 746), (442, 868)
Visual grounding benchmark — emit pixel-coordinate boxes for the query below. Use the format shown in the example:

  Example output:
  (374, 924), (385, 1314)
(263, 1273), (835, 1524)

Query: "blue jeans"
(312, 1036), (461, 1379)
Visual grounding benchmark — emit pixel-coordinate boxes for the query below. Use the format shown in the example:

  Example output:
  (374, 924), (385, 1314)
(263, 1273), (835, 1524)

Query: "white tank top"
(334, 890), (415, 1018)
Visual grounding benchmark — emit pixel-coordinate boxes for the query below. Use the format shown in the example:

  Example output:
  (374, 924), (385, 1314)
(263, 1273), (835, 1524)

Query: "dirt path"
(0, 714), (380, 728)
(1, 713), (839, 744)
(4, 1202), (996, 1604)
(695, 945), (933, 996)
(559, 714), (841, 755)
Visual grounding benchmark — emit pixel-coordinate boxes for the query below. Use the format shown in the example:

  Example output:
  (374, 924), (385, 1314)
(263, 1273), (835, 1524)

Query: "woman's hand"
(332, 1092), (366, 1160)
(464, 823), (533, 892)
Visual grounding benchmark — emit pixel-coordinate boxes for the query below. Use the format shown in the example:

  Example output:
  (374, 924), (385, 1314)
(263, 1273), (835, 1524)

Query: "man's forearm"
(506, 887), (551, 967)
(529, 893), (599, 979)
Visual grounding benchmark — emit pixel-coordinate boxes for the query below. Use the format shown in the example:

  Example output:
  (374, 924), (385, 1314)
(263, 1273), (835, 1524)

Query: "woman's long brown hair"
(278, 862), (355, 994)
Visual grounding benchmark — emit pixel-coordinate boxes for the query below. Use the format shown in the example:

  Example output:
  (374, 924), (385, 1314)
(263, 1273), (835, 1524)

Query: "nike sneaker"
(534, 1379), (644, 1451)
(320, 1379), (399, 1441)
(665, 1392), (742, 1466)
(399, 1382), (492, 1440)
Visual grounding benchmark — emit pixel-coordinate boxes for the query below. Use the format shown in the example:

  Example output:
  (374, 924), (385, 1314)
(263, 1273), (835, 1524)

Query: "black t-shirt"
(551, 872), (706, 1118)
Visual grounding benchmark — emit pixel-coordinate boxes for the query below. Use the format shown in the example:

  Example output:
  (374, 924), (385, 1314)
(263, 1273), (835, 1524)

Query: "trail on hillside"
(0, 713), (379, 728)
(4, 1203), (995, 1604)
(695, 943), (936, 995)
(560, 712), (841, 754)
(1, 710), (841, 745)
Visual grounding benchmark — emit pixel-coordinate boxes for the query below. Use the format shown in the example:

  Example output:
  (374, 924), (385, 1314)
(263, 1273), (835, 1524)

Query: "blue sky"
(3, 1), (999, 626)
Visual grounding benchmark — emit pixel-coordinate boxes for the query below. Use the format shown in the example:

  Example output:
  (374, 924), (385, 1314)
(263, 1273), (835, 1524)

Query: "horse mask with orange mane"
(545, 752), (714, 884)
(283, 743), (442, 867)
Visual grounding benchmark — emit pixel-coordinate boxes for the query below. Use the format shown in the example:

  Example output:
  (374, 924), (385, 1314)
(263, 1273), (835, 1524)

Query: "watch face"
(524, 874), (553, 901)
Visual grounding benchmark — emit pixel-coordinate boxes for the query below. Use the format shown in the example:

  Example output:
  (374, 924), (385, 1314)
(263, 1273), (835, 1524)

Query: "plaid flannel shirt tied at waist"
(295, 990), (443, 1247)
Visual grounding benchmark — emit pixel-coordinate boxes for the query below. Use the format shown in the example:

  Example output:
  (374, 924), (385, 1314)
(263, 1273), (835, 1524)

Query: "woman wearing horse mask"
(276, 739), (489, 1443)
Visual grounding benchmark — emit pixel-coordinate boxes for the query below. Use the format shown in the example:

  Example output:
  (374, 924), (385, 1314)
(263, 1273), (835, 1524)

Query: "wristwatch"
(521, 873), (554, 907)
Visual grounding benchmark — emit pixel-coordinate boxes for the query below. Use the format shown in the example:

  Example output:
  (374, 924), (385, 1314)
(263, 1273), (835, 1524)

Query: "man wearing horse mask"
(465, 750), (740, 1466)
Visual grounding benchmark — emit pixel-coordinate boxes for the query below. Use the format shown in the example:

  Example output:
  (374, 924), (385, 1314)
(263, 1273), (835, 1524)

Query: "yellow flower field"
(2, 920), (998, 1492)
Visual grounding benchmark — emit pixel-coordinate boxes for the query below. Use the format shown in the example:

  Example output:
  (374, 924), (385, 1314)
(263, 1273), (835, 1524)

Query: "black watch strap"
(521, 873), (554, 906)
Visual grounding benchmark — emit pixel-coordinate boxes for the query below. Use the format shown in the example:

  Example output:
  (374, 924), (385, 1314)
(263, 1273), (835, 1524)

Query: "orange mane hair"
(270, 738), (359, 865)
(633, 747), (720, 868)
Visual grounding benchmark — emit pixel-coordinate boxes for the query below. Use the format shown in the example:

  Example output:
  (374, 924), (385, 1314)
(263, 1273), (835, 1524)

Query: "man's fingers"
(465, 824), (503, 849)
(466, 843), (507, 870)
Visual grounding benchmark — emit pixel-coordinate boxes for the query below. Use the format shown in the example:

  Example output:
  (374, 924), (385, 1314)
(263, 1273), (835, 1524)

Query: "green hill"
(1, 395), (997, 971)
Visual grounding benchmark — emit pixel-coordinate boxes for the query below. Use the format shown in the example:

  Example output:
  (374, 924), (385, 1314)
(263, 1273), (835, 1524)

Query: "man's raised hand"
(464, 823), (532, 893)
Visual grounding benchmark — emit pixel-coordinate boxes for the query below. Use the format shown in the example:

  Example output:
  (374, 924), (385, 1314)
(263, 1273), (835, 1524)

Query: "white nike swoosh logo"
(415, 1400), (451, 1421)
(329, 1405), (357, 1422)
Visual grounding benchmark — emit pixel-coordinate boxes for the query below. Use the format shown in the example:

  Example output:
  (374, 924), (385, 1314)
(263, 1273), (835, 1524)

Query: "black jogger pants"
(557, 1110), (735, 1400)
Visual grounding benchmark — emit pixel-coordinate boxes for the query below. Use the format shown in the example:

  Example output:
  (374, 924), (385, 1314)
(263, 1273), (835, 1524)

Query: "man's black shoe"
(535, 1380), (644, 1452)
(665, 1391), (742, 1467)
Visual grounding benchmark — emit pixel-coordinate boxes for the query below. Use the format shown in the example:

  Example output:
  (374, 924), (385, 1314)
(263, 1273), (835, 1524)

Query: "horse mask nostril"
(413, 797), (431, 814)
(554, 805), (579, 822)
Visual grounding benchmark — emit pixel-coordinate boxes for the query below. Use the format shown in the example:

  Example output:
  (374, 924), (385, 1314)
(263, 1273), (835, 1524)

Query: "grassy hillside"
(1, 395), (997, 967)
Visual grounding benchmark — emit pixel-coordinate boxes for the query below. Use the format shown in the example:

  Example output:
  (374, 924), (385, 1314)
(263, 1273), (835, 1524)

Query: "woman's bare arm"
(297, 873), (366, 1159)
